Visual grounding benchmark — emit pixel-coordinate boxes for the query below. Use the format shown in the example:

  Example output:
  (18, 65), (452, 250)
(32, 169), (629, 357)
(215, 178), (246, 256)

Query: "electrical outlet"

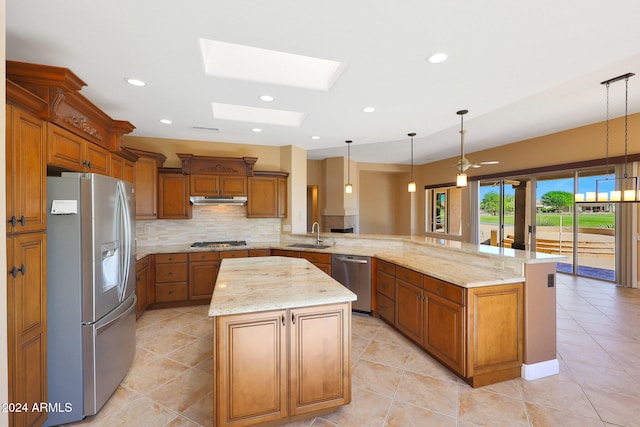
(547, 273), (555, 287)
(283, 224), (291, 232)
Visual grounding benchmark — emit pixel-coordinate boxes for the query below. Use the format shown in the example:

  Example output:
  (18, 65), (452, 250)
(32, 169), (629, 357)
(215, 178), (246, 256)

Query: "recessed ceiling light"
(428, 53), (448, 64)
(251, 128), (262, 133)
(199, 38), (347, 91)
(125, 77), (146, 87)
(260, 95), (274, 102)
(159, 119), (172, 125)
(362, 107), (376, 113)
(311, 136), (320, 140)
(211, 102), (306, 127)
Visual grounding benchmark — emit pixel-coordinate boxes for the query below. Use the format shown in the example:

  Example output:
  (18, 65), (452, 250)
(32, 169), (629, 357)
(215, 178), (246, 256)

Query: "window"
(426, 186), (462, 236)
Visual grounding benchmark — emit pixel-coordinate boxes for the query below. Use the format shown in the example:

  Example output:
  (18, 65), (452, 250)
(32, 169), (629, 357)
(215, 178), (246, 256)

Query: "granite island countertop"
(208, 256), (357, 316)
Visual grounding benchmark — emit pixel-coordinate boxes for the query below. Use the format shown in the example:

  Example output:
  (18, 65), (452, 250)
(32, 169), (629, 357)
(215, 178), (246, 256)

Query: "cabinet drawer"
(272, 249), (300, 258)
(188, 251), (220, 262)
(155, 283), (188, 302)
(220, 250), (249, 259)
(377, 259), (395, 275)
(376, 271), (395, 300)
(423, 276), (464, 305)
(376, 292), (395, 324)
(249, 249), (271, 257)
(313, 263), (331, 276)
(156, 253), (188, 263)
(300, 251), (331, 264)
(396, 266), (423, 288)
(155, 263), (188, 283)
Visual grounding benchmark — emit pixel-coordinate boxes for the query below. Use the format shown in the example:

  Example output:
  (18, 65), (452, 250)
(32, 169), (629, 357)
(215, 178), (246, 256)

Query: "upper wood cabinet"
(190, 174), (247, 196)
(158, 168), (191, 219)
(6, 101), (47, 235)
(247, 171), (288, 218)
(110, 148), (137, 183)
(126, 148), (166, 220)
(47, 123), (109, 175)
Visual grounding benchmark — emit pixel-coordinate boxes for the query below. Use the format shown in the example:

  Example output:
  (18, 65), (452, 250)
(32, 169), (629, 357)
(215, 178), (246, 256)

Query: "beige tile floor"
(68, 273), (640, 427)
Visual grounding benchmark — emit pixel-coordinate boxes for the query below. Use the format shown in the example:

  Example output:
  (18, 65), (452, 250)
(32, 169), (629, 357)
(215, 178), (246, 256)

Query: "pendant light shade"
(456, 110), (468, 187)
(575, 73), (638, 203)
(345, 140), (353, 194)
(407, 132), (416, 193)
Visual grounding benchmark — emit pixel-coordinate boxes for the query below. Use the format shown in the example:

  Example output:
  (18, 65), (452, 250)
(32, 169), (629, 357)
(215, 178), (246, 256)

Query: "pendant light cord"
(624, 76), (629, 178)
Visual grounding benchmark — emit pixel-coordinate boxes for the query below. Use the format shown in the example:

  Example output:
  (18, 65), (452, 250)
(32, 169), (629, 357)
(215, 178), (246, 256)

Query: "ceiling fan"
(454, 109), (499, 173)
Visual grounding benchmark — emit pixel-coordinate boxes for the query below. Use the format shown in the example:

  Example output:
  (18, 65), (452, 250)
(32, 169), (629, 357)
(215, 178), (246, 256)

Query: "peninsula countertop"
(208, 256), (357, 317)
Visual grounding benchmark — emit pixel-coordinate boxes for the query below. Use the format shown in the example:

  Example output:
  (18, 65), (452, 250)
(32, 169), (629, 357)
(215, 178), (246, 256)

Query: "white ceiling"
(6, 0), (640, 165)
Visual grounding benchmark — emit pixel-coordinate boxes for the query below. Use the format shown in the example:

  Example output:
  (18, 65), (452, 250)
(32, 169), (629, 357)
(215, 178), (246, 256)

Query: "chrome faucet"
(312, 222), (323, 246)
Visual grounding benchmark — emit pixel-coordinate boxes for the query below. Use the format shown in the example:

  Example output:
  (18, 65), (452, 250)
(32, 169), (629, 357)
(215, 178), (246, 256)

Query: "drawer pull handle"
(437, 287), (444, 291)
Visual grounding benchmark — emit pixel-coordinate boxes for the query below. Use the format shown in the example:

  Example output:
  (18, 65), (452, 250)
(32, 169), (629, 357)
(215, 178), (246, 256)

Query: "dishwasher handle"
(334, 256), (368, 264)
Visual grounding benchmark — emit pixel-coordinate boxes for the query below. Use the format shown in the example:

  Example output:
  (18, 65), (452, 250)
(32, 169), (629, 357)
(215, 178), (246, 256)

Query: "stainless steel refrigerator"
(45, 173), (137, 426)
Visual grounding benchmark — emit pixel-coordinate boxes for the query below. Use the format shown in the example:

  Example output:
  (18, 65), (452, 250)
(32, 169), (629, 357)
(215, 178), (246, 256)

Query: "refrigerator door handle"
(116, 182), (132, 302)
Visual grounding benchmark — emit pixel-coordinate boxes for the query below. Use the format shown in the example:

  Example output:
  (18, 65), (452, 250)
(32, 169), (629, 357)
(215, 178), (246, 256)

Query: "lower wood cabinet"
(6, 232), (48, 427)
(189, 252), (220, 300)
(135, 255), (150, 318)
(380, 257), (523, 387)
(272, 250), (331, 275)
(212, 303), (351, 427)
(154, 253), (189, 303)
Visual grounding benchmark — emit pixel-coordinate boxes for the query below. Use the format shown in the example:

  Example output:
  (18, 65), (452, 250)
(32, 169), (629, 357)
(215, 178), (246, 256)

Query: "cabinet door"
(7, 233), (48, 427)
(84, 142), (109, 175)
(110, 153), (125, 180)
(123, 159), (135, 184)
(134, 157), (158, 219)
(7, 106), (47, 234)
(395, 280), (423, 343)
(423, 293), (465, 374)
(220, 175), (247, 196)
(190, 174), (219, 196)
(158, 171), (191, 219)
(135, 259), (150, 318)
(247, 176), (278, 218)
(290, 303), (351, 416)
(215, 310), (288, 427)
(277, 177), (287, 218)
(189, 261), (219, 300)
(47, 124), (84, 170)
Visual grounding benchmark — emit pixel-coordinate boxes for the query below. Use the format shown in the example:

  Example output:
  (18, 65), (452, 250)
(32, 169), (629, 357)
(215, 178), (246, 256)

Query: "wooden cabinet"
(6, 233), (48, 427)
(375, 259), (395, 324)
(219, 250), (249, 259)
(109, 150), (136, 184)
(249, 248), (271, 257)
(213, 303), (350, 426)
(127, 149), (166, 220)
(154, 253), (189, 303)
(300, 251), (331, 275)
(379, 256), (523, 387)
(190, 174), (247, 196)
(247, 172), (288, 218)
(158, 168), (191, 219)
(135, 256), (151, 318)
(47, 124), (109, 175)
(188, 252), (220, 300)
(6, 103), (47, 235)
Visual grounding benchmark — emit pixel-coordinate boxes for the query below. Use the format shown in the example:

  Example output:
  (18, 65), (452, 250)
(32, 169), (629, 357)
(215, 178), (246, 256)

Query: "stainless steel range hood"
(190, 196), (248, 206)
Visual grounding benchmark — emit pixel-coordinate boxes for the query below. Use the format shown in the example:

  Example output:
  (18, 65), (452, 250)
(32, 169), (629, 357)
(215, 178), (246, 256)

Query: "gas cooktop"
(190, 240), (247, 248)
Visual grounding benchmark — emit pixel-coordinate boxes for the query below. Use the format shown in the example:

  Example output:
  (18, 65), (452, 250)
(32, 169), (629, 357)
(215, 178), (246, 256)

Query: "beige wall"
(357, 171), (412, 235)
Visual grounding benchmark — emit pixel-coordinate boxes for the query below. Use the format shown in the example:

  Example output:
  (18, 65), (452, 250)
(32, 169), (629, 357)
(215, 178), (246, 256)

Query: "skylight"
(211, 103), (307, 127)
(199, 38), (346, 91)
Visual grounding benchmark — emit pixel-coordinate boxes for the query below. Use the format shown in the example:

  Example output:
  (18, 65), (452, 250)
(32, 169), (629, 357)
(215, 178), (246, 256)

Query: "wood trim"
(125, 147), (167, 165)
(254, 170), (290, 178)
(177, 153), (258, 176)
(7, 61), (135, 152)
(6, 80), (48, 115)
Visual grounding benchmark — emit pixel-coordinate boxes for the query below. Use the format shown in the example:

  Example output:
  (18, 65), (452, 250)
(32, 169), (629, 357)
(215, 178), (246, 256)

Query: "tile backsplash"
(136, 205), (281, 246)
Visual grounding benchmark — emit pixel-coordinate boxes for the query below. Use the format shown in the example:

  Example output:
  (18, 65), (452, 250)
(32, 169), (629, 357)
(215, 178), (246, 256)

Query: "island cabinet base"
(212, 303), (351, 427)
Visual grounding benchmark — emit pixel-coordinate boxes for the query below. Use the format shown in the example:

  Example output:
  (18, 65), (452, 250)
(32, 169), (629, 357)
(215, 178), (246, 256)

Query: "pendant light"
(407, 132), (417, 192)
(345, 140), (353, 194)
(575, 72), (638, 203)
(456, 109), (468, 187)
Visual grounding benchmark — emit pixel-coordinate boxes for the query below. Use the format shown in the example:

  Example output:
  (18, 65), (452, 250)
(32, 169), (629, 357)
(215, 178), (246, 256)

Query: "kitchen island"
(209, 256), (357, 427)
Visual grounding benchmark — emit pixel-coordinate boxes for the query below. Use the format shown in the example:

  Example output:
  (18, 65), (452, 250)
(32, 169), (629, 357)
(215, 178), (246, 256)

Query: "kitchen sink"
(287, 243), (331, 249)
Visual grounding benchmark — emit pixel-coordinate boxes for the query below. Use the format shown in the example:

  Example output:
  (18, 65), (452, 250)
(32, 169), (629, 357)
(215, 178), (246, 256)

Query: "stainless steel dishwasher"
(331, 254), (372, 313)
